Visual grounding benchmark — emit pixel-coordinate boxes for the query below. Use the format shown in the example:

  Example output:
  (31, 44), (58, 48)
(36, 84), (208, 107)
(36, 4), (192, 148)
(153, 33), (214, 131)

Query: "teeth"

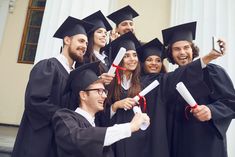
(179, 56), (187, 59)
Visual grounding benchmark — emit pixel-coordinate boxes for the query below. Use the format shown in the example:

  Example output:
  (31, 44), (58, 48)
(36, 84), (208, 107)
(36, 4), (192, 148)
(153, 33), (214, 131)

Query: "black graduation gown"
(12, 58), (69, 157)
(108, 88), (149, 157)
(52, 108), (114, 157)
(166, 63), (235, 157)
(75, 53), (110, 73)
(141, 59), (210, 157)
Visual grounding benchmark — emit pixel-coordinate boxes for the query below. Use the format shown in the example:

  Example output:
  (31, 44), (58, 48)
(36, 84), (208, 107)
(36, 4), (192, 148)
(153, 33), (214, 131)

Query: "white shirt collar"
(55, 54), (74, 73)
(75, 107), (95, 127)
(121, 74), (132, 90)
(93, 50), (107, 64)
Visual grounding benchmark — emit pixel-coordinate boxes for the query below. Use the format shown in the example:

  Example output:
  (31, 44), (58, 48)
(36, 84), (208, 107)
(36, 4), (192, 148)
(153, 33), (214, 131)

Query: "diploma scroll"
(132, 80), (160, 130)
(133, 80), (159, 102)
(107, 47), (126, 75)
(176, 82), (197, 108)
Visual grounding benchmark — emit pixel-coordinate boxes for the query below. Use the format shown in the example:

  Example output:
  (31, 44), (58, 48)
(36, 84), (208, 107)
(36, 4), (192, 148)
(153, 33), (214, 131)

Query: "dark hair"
(107, 60), (141, 103)
(165, 41), (199, 64)
(84, 31), (107, 73)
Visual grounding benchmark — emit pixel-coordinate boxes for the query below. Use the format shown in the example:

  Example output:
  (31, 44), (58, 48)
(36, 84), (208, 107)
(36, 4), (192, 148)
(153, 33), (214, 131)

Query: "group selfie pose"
(11, 4), (235, 157)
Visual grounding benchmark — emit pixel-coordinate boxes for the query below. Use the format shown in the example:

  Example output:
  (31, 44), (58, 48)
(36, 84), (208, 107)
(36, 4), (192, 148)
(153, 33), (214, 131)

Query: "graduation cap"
(66, 61), (101, 96)
(102, 32), (141, 62)
(83, 10), (112, 32)
(107, 5), (139, 26)
(137, 38), (165, 62)
(53, 16), (94, 39)
(162, 21), (197, 46)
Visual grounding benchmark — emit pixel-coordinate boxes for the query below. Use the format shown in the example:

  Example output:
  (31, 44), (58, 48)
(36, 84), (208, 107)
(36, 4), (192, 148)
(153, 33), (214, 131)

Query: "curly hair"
(165, 41), (200, 64)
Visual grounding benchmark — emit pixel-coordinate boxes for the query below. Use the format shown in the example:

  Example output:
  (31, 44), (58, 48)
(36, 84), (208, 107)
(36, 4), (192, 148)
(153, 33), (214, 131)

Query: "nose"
(102, 92), (107, 98)
(151, 60), (157, 65)
(102, 32), (107, 37)
(179, 48), (186, 54)
(81, 43), (87, 52)
(126, 23), (133, 31)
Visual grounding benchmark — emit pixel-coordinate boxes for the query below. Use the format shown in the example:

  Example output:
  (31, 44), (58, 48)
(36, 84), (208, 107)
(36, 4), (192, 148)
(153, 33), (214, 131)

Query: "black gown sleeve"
(52, 109), (108, 157)
(204, 64), (235, 138)
(25, 59), (62, 130)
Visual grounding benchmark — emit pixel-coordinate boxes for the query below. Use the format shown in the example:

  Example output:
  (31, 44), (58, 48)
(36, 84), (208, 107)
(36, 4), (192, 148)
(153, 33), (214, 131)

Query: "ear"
(79, 91), (87, 101)
(64, 36), (71, 45)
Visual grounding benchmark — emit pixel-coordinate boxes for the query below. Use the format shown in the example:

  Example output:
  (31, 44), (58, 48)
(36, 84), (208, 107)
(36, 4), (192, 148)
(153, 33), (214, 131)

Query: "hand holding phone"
(212, 36), (223, 54)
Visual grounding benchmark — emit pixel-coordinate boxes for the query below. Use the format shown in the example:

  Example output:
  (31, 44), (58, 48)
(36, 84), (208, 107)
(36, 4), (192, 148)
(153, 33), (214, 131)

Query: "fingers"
(99, 73), (115, 85)
(218, 38), (226, 54)
(123, 98), (136, 110)
(109, 29), (120, 41)
(130, 113), (150, 132)
(191, 105), (212, 121)
(113, 98), (136, 110)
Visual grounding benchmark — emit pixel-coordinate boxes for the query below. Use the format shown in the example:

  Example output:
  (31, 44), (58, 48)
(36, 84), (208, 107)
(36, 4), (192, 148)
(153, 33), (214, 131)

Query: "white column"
(0, 0), (10, 48)
(34, 0), (117, 64)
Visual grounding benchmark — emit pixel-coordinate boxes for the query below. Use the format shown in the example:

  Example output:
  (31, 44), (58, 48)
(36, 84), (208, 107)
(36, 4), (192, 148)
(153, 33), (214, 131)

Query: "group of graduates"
(11, 5), (235, 157)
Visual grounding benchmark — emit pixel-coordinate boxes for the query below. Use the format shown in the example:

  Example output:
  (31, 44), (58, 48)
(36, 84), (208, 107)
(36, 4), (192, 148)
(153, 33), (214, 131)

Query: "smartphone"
(212, 36), (223, 54)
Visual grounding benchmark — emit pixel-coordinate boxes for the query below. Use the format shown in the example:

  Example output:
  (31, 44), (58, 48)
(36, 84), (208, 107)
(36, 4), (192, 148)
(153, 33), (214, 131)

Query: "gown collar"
(75, 107), (95, 127)
(56, 54), (74, 73)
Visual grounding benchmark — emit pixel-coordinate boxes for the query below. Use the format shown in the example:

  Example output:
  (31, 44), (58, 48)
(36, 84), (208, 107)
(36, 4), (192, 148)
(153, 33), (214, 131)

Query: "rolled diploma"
(176, 82), (197, 107)
(107, 47), (126, 75)
(132, 80), (160, 130)
(133, 80), (160, 102)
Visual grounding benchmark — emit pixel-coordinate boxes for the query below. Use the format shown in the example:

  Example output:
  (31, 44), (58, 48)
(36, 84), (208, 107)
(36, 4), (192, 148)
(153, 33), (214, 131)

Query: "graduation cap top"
(53, 16), (94, 39)
(162, 21), (197, 46)
(102, 32), (141, 62)
(107, 5), (139, 26)
(66, 61), (101, 96)
(83, 10), (112, 32)
(137, 38), (165, 62)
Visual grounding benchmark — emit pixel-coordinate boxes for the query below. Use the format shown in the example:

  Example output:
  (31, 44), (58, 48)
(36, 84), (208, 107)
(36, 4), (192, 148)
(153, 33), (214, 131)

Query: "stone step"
(0, 125), (18, 157)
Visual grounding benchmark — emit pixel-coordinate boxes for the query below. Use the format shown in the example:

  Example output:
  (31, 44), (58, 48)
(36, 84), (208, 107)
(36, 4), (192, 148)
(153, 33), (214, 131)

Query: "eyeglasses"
(84, 88), (108, 96)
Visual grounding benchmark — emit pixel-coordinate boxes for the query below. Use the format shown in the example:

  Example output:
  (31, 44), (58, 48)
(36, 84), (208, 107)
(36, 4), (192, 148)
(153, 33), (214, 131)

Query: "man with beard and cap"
(162, 21), (235, 157)
(107, 5), (139, 41)
(11, 16), (94, 157)
(52, 61), (150, 157)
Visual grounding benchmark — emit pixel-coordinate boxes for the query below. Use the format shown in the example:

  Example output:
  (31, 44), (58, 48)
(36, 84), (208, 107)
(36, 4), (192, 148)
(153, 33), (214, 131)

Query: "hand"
(191, 105), (212, 121)
(202, 50), (223, 64)
(130, 113), (150, 132)
(99, 73), (115, 85)
(218, 38), (227, 54)
(109, 29), (120, 42)
(202, 38), (226, 64)
(112, 98), (136, 112)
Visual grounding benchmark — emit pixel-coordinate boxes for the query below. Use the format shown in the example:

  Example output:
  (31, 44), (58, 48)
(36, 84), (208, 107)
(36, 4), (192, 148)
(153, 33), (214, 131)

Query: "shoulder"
(206, 63), (234, 86)
(30, 58), (62, 76)
(206, 63), (228, 76)
(33, 58), (59, 70)
(54, 108), (76, 117)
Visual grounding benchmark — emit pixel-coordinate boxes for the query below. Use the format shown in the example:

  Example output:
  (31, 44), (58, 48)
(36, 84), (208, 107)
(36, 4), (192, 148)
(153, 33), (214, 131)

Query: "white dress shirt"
(55, 54), (73, 73)
(93, 50), (107, 65)
(75, 107), (131, 147)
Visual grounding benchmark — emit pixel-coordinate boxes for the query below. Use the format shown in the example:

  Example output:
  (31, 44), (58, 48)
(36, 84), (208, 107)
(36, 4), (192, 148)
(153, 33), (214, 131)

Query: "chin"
(98, 106), (104, 111)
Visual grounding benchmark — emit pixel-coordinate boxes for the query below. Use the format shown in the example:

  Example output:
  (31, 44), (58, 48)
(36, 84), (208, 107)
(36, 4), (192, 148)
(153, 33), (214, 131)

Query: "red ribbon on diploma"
(185, 104), (198, 120)
(112, 64), (126, 84)
(137, 94), (147, 112)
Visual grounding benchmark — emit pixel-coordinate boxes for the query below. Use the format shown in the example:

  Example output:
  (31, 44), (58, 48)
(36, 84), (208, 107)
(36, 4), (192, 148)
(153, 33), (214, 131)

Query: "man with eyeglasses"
(52, 61), (150, 157)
